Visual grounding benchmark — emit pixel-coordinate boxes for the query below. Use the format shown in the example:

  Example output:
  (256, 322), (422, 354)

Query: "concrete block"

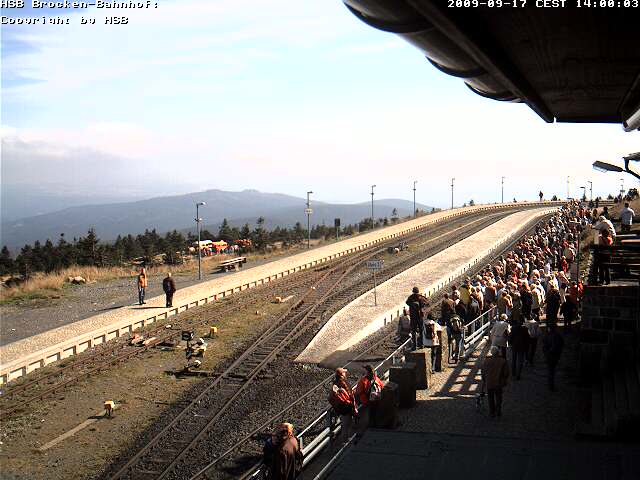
(375, 382), (399, 429)
(389, 362), (417, 408)
(406, 349), (430, 390)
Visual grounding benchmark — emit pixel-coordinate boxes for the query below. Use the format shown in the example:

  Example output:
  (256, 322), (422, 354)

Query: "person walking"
(525, 315), (541, 365)
(490, 313), (510, 358)
(509, 320), (529, 380)
(406, 286), (429, 351)
(136, 268), (148, 305)
(545, 283), (561, 324)
(162, 272), (177, 308)
(482, 346), (510, 418)
(268, 423), (303, 480)
(354, 365), (384, 427)
(329, 368), (357, 445)
(620, 202), (635, 233)
(423, 313), (444, 371)
(542, 323), (565, 392)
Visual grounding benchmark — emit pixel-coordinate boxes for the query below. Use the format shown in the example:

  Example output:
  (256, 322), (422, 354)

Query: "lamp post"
(306, 191), (313, 249)
(370, 185), (376, 230)
(587, 180), (593, 201)
(195, 201), (206, 281)
(620, 178), (625, 199)
(413, 180), (417, 218)
(580, 186), (586, 203)
(567, 176), (570, 199)
(451, 177), (455, 209)
(501, 176), (505, 203)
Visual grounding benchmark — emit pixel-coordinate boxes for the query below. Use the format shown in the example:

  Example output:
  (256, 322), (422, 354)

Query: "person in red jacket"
(354, 365), (384, 427)
(329, 368), (357, 444)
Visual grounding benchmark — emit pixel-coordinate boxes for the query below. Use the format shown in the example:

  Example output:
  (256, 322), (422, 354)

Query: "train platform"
(320, 334), (640, 480)
(0, 202), (559, 384)
(296, 207), (556, 367)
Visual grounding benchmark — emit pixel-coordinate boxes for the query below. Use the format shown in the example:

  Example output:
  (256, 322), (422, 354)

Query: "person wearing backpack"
(449, 314), (464, 363)
(329, 367), (357, 444)
(406, 286), (429, 351)
(423, 313), (443, 371)
(355, 365), (384, 427)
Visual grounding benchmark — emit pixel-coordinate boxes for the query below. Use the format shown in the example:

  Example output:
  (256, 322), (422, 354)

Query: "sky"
(1, 0), (638, 212)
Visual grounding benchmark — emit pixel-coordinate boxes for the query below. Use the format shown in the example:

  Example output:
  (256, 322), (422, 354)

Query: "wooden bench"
(216, 257), (247, 272)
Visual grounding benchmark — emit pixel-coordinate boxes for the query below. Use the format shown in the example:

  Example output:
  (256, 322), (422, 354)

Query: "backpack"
(408, 301), (423, 320)
(450, 315), (462, 334)
(368, 378), (382, 403)
(329, 386), (353, 415)
(424, 322), (435, 340)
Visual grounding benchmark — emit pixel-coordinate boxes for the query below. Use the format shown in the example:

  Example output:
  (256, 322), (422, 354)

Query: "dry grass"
(0, 262), (203, 304)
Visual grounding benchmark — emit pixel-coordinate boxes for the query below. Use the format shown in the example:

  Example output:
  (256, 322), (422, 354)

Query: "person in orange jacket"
(137, 267), (148, 305)
(354, 365), (384, 427)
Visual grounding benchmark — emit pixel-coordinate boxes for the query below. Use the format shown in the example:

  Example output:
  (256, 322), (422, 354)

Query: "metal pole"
(620, 178), (624, 198)
(451, 177), (455, 209)
(501, 176), (505, 203)
(373, 268), (377, 306)
(413, 180), (417, 218)
(306, 191), (313, 249)
(196, 203), (202, 281)
(588, 181), (593, 201)
(567, 176), (570, 199)
(371, 185), (376, 230)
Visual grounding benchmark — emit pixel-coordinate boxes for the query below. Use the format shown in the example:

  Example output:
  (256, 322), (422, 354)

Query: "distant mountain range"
(1, 189), (432, 250)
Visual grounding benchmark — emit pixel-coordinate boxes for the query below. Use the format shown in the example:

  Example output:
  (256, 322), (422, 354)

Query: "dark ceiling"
(343, 1), (640, 128)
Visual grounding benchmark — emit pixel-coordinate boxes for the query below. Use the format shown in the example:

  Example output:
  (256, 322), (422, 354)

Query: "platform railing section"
(238, 338), (412, 480)
(461, 306), (497, 359)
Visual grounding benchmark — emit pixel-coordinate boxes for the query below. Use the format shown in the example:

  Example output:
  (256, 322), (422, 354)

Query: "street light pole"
(580, 186), (586, 203)
(196, 201), (206, 281)
(306, 191), (313, 249)
(451, 177), (455, 209)
(501, 176), (505, 203)
(371, 185), (376, 230)
(413, 180), (417, 218)
(587, 181), (593, 201)
(620, 178), (625, 198)
(567, 176), (570, 199)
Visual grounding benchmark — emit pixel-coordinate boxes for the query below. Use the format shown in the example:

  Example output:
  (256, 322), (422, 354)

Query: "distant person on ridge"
(137, 267), (148, 305)
(163, 272), (177, 308)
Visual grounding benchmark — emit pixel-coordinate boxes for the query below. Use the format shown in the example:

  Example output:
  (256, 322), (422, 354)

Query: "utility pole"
(306, 191), (313, 249)
(587, 180), (593, 201)
(371, 185), (376, 230)
(451, 177), (455, 209)
(620, 178), (625, 199)
(501, 176), (505, 203)
(567, 176), (570, 199)
(413, 180), (417, 218)
(196, 201), (206, 281)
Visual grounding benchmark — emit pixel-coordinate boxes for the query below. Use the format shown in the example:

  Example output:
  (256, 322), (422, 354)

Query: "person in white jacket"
(490, 314), (511, 358)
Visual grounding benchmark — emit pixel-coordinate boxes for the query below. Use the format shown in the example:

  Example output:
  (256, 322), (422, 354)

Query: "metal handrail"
(240, 338), (411, 480)
(461, 306), (497, 358)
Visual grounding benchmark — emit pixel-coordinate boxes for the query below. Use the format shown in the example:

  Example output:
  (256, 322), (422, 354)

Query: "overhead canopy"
(343, 1), (640, 127)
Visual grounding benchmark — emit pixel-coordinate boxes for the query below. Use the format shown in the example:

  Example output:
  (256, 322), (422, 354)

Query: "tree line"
(0, 209), (435, 277)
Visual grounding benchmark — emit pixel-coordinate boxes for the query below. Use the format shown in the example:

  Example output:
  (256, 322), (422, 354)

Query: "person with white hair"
(482, 346), (510, 417)
(490, 313), (511, 358)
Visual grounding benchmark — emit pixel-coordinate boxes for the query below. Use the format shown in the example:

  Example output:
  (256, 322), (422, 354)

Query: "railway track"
(104, 206), (537, 480)
(0, 205), (528, 420)
(191, 211), (553, 480)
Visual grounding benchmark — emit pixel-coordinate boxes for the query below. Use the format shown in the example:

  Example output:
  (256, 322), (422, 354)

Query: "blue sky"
(1, 0), (638, 209)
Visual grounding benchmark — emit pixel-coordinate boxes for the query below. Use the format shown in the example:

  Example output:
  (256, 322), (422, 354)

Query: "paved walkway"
(323, 334), (640, 480)
(297, 208), (555, 366)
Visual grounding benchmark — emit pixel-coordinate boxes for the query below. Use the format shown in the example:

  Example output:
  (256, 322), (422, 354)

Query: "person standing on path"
(354, 365), (384, 427)
(329, 368), (358, 445)
(162, 272), (177, 308)
(509, 319), (529, 380)
(136, 268), (148, 305)
(525, 315), (542, 366)
(545, 283), (561, 324)
(542, 323), (565, 392)
(406, 286), (429, 351)
(268, 423), (303, 480)
(620, 202), (635, 233)
(482, 346), (510, 418)
(490, 313), (511, 358)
